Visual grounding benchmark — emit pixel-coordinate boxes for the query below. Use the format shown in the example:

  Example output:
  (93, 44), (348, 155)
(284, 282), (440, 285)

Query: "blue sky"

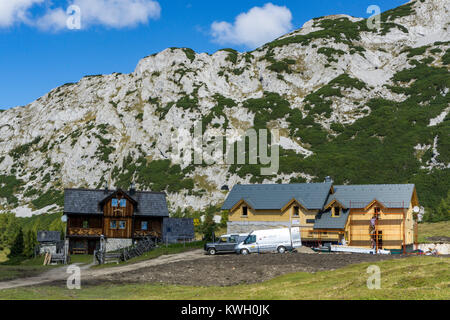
(0, 0), (407, 109)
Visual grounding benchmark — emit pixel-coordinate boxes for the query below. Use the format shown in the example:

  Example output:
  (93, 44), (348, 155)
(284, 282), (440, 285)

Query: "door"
(88, 239), (99, 254)
(218, 236), (236, 252)
(244, 235), (258, 253)
(291, 227), (302, 247)
(258, 236), (275, 252)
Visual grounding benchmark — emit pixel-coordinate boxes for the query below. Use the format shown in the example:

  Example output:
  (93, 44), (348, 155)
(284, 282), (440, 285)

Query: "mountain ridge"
(0, 0), (449, 220)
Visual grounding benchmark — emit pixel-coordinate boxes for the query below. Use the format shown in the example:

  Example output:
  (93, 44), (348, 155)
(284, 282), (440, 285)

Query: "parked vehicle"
(236, 227), (302, 255)
(204, 234), (249, 255)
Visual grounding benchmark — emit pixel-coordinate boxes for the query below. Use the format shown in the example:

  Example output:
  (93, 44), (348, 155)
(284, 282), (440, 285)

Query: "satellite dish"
(413, 206), (420, 213)
(61, 215), (67, 223)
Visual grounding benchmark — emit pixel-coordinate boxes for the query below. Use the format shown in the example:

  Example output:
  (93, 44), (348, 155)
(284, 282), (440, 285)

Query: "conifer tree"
(8, 227), (24, 258)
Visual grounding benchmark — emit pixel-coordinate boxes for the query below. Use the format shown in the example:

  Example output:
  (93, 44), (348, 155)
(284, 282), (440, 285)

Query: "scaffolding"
(310, 200), (419, 254)
(348, 200), (418, 254)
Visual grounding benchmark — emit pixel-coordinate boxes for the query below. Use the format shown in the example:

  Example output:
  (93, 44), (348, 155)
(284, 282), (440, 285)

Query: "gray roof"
(325, 184), (415, 209)
(64, 189), (169, 217)
(37, 231), (61, 242)
(314, 209), (350, 230)
(221, 183), (333, 210)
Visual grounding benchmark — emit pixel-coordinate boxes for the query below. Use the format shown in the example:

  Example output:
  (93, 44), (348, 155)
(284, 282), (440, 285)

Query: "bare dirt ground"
(82, 250), (408, 287)
(0, 249), (413, 289)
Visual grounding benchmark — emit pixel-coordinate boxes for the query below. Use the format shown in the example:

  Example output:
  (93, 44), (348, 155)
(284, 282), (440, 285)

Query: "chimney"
(129, 182), (136, 195)
(104, 182), (109, 193)
(221, 185), (229, 191)
(324, 176), (333, 184)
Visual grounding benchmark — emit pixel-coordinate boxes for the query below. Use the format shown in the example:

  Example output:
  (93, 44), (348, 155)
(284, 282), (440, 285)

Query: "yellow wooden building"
(221, 181), (419, 250)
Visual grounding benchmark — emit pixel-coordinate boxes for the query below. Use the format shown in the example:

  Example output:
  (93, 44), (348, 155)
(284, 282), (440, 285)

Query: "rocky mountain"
(0, 0), (449, 218)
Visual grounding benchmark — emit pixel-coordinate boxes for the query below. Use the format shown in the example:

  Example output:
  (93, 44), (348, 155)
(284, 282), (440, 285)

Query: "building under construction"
(223, 181), (419, 252)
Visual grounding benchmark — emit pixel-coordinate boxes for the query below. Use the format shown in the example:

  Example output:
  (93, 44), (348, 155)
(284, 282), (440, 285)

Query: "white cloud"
(0, 0), (161, 30)
(211, 3), (293, 49)
(0, 0), (44, 27)
(71, 0), (161, 28)
(35, 7), (68, 31)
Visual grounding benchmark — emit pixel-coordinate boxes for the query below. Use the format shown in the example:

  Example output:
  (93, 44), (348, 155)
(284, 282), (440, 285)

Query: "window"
(219, 237), (229, 243)
(244, 235), (256, 244)
(111, 198), (118, 207)
(119, 221), (126, 230)
(120, 199), (127, 207)
(332, 207), (341, 217)
(293, 206), (300, 217)
(82, 220), (89, 229)
(141, 221), (148, 231)
(110, 220), (117, 229)
(242, 206), (248, 216)
(374, 207), (381, 215)
(306, 219), (315, 224)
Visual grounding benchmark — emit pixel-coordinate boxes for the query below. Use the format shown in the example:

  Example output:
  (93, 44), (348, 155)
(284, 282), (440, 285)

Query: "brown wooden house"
(64, 187), (170, 254)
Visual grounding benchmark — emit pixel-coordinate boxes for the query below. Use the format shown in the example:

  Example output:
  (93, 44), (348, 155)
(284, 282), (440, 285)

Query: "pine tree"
(8, 227), (24, 258)
(423, 191), (450, 222)
(23, 230), (37, 258)
(200, 207), (218, 242)
(435, 191), (450, 222)
(220, 210), (229, 228)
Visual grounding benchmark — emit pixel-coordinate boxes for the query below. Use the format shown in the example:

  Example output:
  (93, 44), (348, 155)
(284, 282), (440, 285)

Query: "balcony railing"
(68, 227), (102, 237)
(133, 230), (161, 238)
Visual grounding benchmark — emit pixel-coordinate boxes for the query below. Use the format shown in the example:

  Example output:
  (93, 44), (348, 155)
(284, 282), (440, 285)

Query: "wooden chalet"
(64, 186), (170, 254)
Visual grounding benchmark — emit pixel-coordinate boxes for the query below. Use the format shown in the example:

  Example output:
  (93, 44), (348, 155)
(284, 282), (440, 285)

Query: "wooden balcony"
(68, 227), (102, 237)
(133, 230), (161, 238)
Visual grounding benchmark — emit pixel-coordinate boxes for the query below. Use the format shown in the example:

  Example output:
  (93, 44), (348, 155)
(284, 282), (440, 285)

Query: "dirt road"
(0, 263), (93, 290)
(0, 249), (207, 290)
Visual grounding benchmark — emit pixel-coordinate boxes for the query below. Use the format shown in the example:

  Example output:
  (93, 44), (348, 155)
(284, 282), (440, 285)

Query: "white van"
(235, 227), (302, 255)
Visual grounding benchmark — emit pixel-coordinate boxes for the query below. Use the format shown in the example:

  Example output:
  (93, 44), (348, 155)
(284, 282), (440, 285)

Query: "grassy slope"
(0, 254), (64, 282)
(0, 256), (448, 300)
(0, 256), (55, 282)
(418, 221), (450, 243)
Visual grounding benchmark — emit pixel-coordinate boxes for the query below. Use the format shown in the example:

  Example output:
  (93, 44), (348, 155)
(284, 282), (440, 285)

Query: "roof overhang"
(230, 199), (255, 212)
(364, 199), (387, 211)
(324, 199), (347, 210)
(99, 188), (138, 206)
(281, 198), (308, 212)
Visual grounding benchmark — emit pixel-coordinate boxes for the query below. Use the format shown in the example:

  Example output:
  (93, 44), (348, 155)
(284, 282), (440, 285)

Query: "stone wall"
(227, 221), (291, 234)
(105, 238), (132, 252)
(418, 243), (449, 255)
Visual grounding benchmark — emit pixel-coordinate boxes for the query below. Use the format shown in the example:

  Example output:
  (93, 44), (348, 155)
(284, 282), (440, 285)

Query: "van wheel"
(208, 248), (216, 255)
(277, 246), (286, 254)
(240, 249), (250, 255)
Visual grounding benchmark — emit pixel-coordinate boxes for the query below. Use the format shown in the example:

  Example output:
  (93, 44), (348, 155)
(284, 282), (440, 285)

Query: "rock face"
(0, 0), (449, 217)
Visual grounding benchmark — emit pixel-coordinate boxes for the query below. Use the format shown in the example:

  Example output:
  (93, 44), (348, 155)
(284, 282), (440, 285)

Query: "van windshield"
(244, 235), (256, 244)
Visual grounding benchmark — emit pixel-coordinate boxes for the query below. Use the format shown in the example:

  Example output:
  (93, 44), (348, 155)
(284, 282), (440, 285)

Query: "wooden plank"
(350, 219), (403, 226)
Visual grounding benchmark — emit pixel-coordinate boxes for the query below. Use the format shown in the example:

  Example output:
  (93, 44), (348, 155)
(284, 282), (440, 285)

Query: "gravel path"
(0, 249), (207, 290)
